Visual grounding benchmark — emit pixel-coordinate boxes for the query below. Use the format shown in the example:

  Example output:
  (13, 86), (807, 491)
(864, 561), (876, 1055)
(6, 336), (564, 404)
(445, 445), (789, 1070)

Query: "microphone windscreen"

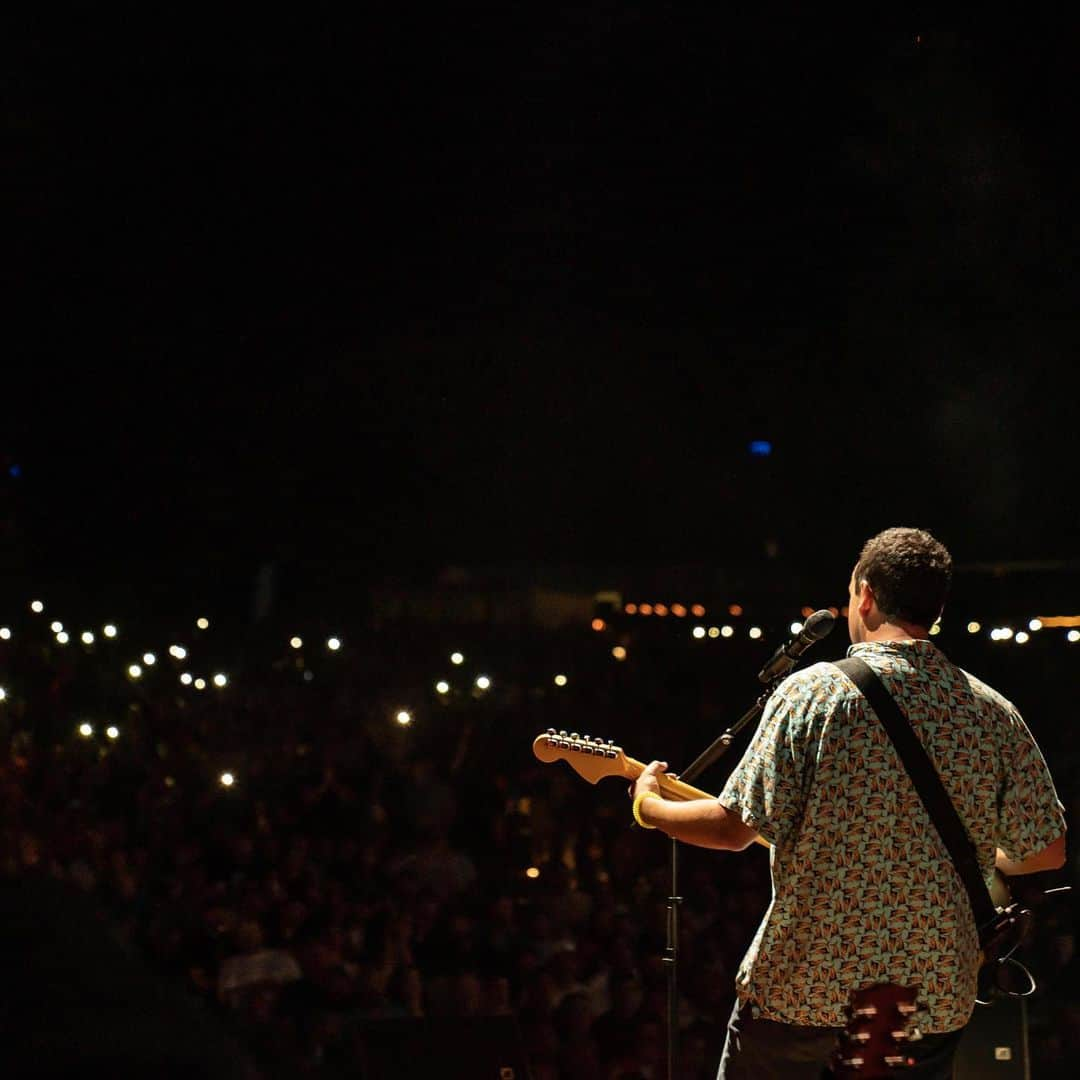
(803, 609), (836, 641)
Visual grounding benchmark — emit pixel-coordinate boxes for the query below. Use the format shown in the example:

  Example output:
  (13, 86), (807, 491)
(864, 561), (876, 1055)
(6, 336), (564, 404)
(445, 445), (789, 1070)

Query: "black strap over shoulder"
(832, 656), (998, 933)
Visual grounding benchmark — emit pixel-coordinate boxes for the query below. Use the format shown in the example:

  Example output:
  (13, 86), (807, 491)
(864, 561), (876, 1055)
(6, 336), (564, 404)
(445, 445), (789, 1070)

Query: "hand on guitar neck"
(532, 730), (765, 852)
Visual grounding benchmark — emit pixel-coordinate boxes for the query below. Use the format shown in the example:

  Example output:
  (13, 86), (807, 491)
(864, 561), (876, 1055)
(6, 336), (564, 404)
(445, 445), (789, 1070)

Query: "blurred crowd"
(1, 607), (1077, 1077)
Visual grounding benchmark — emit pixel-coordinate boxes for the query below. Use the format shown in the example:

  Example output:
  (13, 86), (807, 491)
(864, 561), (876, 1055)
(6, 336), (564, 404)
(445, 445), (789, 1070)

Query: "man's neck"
(862, 621), (930, 644)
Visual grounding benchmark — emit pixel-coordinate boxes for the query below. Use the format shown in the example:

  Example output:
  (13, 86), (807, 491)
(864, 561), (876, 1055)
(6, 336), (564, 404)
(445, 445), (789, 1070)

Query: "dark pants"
(717, 998), (965, 1079)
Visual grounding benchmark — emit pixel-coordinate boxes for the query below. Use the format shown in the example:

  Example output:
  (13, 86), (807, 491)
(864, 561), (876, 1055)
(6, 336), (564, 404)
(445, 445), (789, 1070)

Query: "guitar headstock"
(830, 983), (918, 1077)
(532, 729), (632, 785)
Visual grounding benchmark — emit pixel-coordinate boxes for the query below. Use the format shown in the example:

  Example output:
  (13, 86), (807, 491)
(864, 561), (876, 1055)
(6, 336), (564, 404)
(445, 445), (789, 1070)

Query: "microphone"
(757, 609), (836, 683)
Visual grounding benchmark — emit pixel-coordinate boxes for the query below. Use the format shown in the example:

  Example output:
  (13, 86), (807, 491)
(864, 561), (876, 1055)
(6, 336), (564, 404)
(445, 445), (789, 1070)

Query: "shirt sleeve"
(996, 710), (1066, 863)
(718, 668), (824, 847)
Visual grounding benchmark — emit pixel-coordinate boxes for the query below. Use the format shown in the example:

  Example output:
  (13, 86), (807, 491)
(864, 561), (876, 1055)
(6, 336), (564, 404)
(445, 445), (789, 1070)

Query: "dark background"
(5, 15), (1079, 619)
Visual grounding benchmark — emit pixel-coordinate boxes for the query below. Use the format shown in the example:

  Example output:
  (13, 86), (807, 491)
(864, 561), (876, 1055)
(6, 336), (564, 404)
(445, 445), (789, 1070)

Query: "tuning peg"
(570, 732), (579, 740)
(547, 727), (556, 735)
(559, 730), (568, 737)
(582, 734), (591, 743)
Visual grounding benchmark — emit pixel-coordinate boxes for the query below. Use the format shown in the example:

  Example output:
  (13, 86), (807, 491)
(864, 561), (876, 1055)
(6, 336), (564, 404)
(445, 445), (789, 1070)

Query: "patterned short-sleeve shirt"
(718, 639), (1065, 1032)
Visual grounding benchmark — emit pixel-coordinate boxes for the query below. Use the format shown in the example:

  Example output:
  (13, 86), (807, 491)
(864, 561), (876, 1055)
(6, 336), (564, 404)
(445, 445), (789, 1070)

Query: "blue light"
(8, 465), (21, 478)
(749, 441), (772, 458)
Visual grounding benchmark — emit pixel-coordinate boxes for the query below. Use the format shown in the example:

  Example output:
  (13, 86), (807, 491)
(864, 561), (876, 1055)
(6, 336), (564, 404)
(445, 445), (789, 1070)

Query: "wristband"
(632, 790), (661, 829)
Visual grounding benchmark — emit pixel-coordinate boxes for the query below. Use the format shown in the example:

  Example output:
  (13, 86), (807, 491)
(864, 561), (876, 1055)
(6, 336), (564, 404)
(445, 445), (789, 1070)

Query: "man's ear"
(857, 580), (875, 616)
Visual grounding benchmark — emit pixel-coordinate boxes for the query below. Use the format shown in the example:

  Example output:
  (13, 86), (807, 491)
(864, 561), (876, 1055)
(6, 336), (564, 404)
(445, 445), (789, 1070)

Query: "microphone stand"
(660, 679), (783, 1080)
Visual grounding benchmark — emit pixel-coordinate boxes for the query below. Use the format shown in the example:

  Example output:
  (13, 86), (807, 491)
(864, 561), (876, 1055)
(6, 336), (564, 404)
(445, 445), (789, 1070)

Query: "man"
(630, 526), (1066, 1078)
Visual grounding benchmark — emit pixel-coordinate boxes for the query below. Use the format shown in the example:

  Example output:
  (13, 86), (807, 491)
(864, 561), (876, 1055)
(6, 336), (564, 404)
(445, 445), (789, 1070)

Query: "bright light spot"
(591, 618), (606, 631)
(143, 652), (156, 666)
(790, 622), (804, 635)
(525, 866), (541, 879)
(451, 652), (464, 665)
(721, 625), (735, 638)
(78, 722), (93, 737)
(1015, 632), (1030, 645)
(106, 726), (119, 740)
(749, 440), (772, 457)
(128, 664), (142, 678)
(476, 675), (492, 690)
(290, 636), (303, 649)
(0, 628), (9, 640)
(196, 617), (209, 630)
(671, 604), (686, 617)
(1028, 618), (1043, 632)
(749, 627), (763, 640)
(929, 623), (941, 636)
(692, 626), (706, 640)
(655, 604), (668, 617)
(169, 645), (187, 659)
(0, 688), (5, 701)
(103, 624), (117, 638)
(801, 606), (815, 618)
(396, 710), (412, 726)
(1068, 630), (1080, 643)
(50, 621), (64, 633)
(611, 646), (627, 661)
(30, 601), (44, 614)
(639, 604), (653, 616)
(435, 680), (450, 694)
(624, 603), (638, 614)
(691, 604), (705, 617)
(554, 674), (568, 687)
(999, 627), (1014, 640)
(327, 637), (341, 651)
(220, 772), (235, 787)
(213, 673), (228, 688)
(81, 631), (94, 644)
(180, 673), (193, 685)
(729, 604), (744, 617)
(194, 678), (206, 690)
(56, 631), (70, 645)
(707, 626), (720, 639)
(967, 621), (981, 634)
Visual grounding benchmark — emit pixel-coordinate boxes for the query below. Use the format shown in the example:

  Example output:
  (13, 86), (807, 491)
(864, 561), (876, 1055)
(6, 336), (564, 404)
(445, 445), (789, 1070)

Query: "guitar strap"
(831, 657), (999, 936)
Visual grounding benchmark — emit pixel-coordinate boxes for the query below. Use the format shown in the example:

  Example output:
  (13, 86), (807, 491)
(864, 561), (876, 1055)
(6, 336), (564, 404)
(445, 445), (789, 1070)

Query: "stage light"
(999, 627), (1014, 640)
(707, 627), (720, 639)
(78, 722), (93, 737)
(790, 622), (804, 635)
(967, 621), (981, 634)
(0, 628), (9, 640)
(691, 604), (705, 617)
(611, 646), (627, 661)
(1015, 632), (1030, 645)
(106, 726), (119, 740)
(290, 636), (303, 649)
(721, 625), (734, 638)
(729, 604), (743, 617)
(749, 627), (763, 640)
(180, 673), (193, 685)
(1068, 630), (1080, 643)
(801, 606), (815, 618)
(81, 631), (94, 644)
(103, 624), (117, 638)
(451, 652), (464, 665)
(435, 680), (450, 694)
(1028, 618), (1043, 632)
(196, 617), (209, 630)
(639, 605), (652, 616)
(930, 623), (941, 636)
(692, 626), (706, 639)
(327, 637), (341, 651)
(624, 603), (638, 614)
(30, 601), (44, 613)
(51, 621), (63, 633)
(476, 675), (491, 689)
(213, 673), (227, 687)
(143, 652), (156, 665)
(0, 688), (5, 701)
(169, 645), (187, 659)
(525, 867), (541, 880)
(655, 604), (668, 617)
(749, 440), (772, 457)
(554, 674), (568, 687)
(56, 631), (70, 644)
(671, 604), (686, 617)
(220, 772), (235, 787)
(128, 664), (142, 678)
(591, 618), (606, 631)
(396, 710), (413, 726)
(194, 678), (206, 690)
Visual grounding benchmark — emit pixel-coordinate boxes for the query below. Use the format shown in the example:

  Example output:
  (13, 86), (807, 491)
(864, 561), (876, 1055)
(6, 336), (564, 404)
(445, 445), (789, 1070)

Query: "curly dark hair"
(852, 527), (953, 629)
